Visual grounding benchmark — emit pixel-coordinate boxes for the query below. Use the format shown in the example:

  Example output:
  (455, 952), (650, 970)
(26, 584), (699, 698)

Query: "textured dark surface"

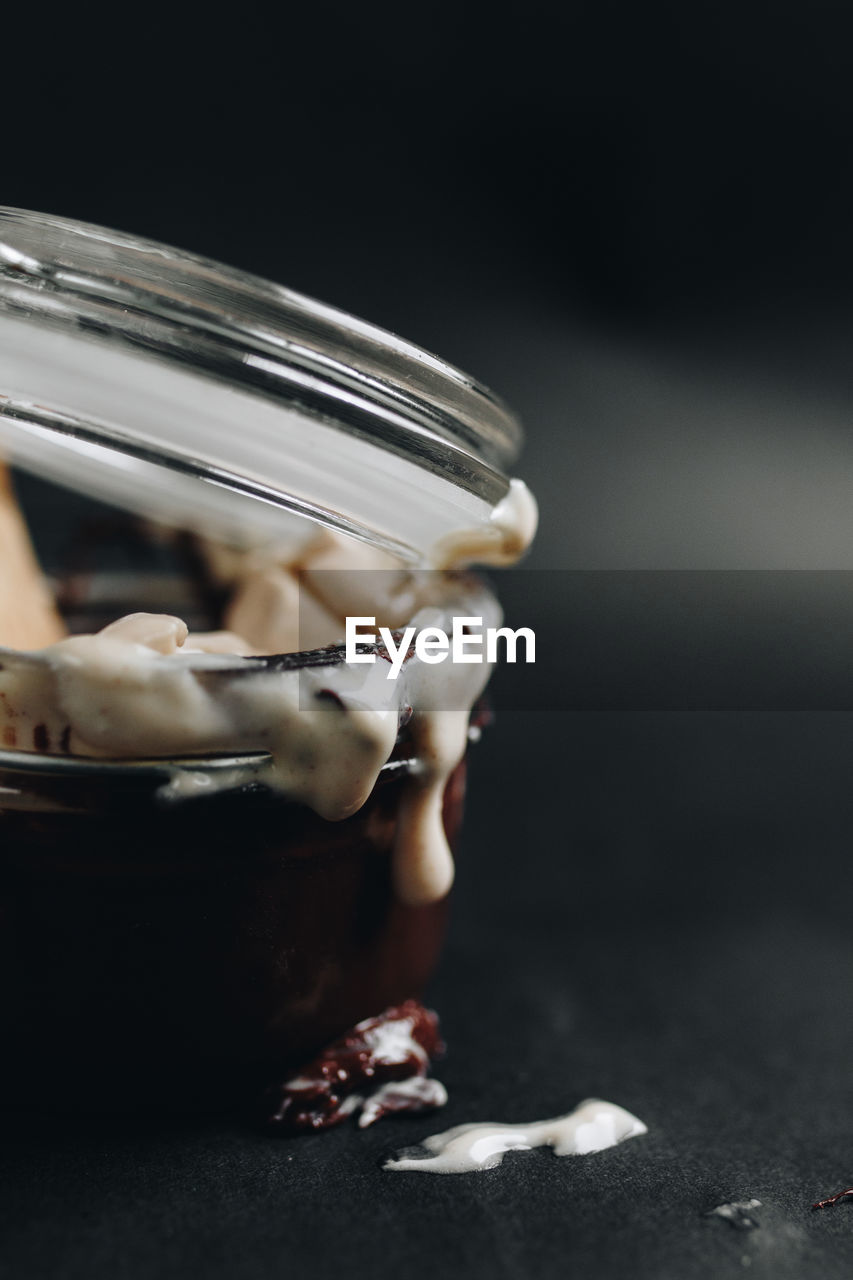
(8, 300), (853, 1280)
(4, 704), (853, 1279)
(8, 288), (853, 1280)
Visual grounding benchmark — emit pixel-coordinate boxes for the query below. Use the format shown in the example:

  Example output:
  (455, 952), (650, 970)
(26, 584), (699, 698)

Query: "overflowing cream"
(0, 529), (501, 905)
(431, 478), (539, 571)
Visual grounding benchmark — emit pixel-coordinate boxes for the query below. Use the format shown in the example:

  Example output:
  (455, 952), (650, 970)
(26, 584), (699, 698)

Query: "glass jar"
(0, 209), (535, 1110)
(0, 749), (467, 1108)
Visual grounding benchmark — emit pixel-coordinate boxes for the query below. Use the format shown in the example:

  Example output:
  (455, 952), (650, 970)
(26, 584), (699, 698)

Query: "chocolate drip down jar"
(0, 209), (537, 1109)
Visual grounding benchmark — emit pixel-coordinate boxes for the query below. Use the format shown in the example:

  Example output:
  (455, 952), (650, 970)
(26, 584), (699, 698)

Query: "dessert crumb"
(707, 1200), (762, 1230)
(264, 1000), (446, 1134)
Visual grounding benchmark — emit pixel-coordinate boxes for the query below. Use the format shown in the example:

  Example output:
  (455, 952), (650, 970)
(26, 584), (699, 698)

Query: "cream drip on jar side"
(430, 478), (538, 571)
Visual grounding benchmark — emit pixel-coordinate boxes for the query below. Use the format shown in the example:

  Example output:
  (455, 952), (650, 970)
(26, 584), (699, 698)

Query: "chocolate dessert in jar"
(0, 208), (537, 1112)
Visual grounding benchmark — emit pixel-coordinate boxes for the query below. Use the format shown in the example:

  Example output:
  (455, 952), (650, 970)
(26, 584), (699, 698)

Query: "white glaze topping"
(431, 478), (539, 570)
(359, 1077), (448, 1129)
(0, 534), (499, 904)
(383, 1099), (648, 1174)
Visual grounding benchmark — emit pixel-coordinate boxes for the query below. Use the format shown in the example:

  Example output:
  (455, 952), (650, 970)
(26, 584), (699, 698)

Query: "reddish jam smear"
(264, 1000), (445, 1134)
(813, 1188), (853, 1210)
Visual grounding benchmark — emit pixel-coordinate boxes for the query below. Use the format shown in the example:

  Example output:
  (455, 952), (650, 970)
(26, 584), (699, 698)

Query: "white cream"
(359, 1011), (430, 1070)
(359, 1077), (448, 1129)
(431, 478), (539, 570)
(0, 525), (509, 904)
(383, 1099), (648, 1174)
(0, 600), (497, 903)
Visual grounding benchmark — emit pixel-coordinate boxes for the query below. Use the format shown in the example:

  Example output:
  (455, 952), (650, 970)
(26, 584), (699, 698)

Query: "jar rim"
(0, 207), (531, 564)
(0, 747), (415, 783)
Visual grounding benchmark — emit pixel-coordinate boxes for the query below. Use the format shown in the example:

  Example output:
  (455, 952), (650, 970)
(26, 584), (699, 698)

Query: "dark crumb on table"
(263, 1000), (446, 1134)
(813, 1188), (853, 1210)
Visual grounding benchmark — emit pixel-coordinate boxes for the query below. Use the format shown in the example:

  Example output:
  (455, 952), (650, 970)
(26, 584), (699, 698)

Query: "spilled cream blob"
(384, 1099), (648, 1174)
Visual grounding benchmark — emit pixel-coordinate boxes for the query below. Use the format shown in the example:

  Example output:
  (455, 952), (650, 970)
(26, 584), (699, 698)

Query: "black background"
(7, 4), (853, 1277)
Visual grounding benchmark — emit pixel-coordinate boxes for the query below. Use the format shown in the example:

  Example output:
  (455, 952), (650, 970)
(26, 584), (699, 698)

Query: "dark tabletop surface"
(5, 694), (853, 1280)
(7, 292), (853, 1280)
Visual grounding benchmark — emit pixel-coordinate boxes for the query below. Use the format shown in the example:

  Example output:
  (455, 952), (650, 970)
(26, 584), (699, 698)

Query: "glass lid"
(0, 207), (536, 566)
